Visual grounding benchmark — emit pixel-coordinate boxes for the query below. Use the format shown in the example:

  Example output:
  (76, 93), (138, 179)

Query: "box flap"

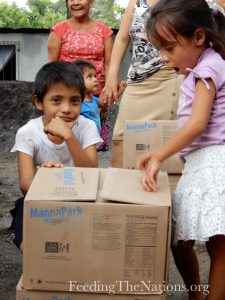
(25, 167), (99, 201)
(16, 276), (22, 290)
(101, 168), (171, 206)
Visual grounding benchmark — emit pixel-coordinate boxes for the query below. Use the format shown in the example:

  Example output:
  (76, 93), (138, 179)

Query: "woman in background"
(100, 0), (182, 167)
(48, 0), (113, 151)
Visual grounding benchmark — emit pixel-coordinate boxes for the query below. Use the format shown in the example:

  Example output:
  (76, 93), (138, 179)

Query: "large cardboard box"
(22, 167), (171, 294)
(16, 277), (167, 300)
(123, 120), (183, 174)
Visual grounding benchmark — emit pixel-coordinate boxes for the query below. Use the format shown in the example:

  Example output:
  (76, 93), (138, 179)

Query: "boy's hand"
(136, 152), (161, 192)
(39, 161), (64, 168)
(44, 117), (76, 141)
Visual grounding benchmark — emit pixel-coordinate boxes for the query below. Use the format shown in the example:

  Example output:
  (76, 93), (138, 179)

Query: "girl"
(136, 0), (225, 299)
(47, 0), (113, 151)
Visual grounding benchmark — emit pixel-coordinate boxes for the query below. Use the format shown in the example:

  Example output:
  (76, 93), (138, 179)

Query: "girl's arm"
(47, 32), (61, 62)
(17, 152), (36, 196)
(137, 78), (216, 191)
(100, 0), (135, 104)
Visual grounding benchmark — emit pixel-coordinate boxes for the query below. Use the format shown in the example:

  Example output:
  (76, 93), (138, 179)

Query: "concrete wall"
(0, 32), (131, 82)
(0, 33), (48, 81)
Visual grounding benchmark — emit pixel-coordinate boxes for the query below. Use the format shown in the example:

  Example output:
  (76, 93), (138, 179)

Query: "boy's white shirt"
(11, 115), (102, 167)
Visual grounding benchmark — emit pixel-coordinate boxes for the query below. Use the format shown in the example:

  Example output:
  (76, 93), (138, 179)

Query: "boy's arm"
(44, 117), (98, 167)
(66, 137), (98, 167)
(17, 152), (36, 196)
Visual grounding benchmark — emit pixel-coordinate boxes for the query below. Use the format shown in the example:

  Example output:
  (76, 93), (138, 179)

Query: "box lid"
(101, 168), (171, 206)
(25, 167), (99, 201)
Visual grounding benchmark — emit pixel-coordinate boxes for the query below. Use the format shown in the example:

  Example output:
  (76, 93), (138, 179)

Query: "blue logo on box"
(64, 169), (76, 185)
(30, 206), (83, 218)
(126, 122), (157, 131)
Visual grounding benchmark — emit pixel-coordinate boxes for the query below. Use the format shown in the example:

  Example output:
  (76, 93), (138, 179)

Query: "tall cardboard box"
(16, 277), (167, 300)
(123, 120), (183, 174)
(22, 167), (171, 294)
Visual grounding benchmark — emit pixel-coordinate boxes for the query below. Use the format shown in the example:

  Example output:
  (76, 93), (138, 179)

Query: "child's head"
(73, 60), (99, 95)
(33, 61), (85, 125)
(34, 61), (85, 101)
(146, 0), (225, 73)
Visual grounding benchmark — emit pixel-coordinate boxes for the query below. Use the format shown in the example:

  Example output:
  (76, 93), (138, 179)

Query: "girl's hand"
(136, 151), (153, 171)
(44, 117), (76, 141)
(136, 152), (161, 192)
(39, 161), (64, 168)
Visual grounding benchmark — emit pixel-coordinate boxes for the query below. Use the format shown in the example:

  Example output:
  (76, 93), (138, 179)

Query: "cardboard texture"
(123, 120), (183, 174)
(17, 277), (166, 300)
(25, 167), (99, 201)
(101, 168), (170, 206)
(22, 167), (171, 294)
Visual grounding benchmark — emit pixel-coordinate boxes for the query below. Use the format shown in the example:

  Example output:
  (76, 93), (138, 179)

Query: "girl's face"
(83, 67), (98, 95)
(34, 82), (82, 126)
(150, 27), (206, 75)
(67, 0), (93, 18)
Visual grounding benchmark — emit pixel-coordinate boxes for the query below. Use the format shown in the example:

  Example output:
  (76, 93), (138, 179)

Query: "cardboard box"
(17, 277), (167, 300)
(23, 167), (171, 294)
(123, 120), (183, 174)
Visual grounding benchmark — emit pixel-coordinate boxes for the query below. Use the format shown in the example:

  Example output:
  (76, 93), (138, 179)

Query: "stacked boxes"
(16, 167), (171, 299)
(123, 120), (183, 174)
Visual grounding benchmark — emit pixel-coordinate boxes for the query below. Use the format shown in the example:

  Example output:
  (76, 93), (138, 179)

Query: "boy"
(10, 61), (102, 252)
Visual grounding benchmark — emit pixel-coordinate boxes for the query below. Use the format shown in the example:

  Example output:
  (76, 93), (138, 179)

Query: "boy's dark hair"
(146, 0), (225, 59)
(73, 60), (96, 75)
(33, 61), (85, 101)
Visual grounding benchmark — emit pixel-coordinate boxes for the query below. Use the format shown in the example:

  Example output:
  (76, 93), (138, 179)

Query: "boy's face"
(34, 82), (82, 126)
(83, 67), (99, 95)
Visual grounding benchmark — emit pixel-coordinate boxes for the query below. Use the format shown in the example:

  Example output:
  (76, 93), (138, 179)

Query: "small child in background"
(10, 61), (102, 252)
(74, 59), (127, 149)
(73, 60), (103, 134)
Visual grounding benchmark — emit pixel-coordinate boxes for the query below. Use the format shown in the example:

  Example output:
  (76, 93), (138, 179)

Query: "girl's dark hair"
(73, 59), (96, 75)
(33, 61), (85, 101)
(146, 0), (225, 58)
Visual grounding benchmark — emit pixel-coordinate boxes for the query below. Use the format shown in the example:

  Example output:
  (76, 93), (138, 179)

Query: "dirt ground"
(0, 81), (210, 299)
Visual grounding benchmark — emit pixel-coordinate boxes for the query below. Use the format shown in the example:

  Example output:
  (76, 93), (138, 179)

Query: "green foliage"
(90, 0), (125, 28)
(0, 0), (125, 29)
(0, 2), (31, 28)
